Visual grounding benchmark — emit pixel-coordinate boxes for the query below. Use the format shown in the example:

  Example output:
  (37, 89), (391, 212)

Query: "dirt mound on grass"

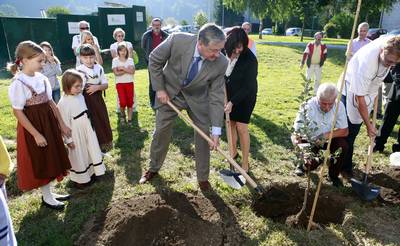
(76, 192), (244, 246)
(252, 182), (351, 229)
(369, 167), (400, 205)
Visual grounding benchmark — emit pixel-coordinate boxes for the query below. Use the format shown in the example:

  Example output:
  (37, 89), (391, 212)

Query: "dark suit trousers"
(149, 94), (211, 181)
(307, 138), (348, 179)
(146, 60), (156, 109)
(376, 100), (400, 148)
(341, 95), (362, 174)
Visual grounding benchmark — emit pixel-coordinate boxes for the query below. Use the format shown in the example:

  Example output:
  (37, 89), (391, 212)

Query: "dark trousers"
(341, 95), (362, 174)
(306, 138), (349, 179)
(375, 100), (400, 148)
(148, 70), (156, 109)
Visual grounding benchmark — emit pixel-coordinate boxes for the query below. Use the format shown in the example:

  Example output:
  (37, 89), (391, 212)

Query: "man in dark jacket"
(141, 18), (169, 109)
(374, 63), (400, 152)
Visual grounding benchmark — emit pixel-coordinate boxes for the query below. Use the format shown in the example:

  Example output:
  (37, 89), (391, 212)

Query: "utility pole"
(222, 1), (225, 27)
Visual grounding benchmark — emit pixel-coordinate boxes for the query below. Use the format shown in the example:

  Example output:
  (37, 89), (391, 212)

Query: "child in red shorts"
(112, 42), (135, 125)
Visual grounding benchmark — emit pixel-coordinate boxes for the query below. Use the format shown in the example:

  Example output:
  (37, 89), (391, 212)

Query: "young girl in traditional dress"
(8, 41), (71, 210)
(40, 41), (62, 103)
(57, 70), (106, 188)
(112, 42), (135, 125)
(76, 44), (113, 152)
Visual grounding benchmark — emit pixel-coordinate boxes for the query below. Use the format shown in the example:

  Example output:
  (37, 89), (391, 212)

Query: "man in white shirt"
(292, 83), (348, 187)
(341, 36), (400, 177)
(71, 20), (100, 66)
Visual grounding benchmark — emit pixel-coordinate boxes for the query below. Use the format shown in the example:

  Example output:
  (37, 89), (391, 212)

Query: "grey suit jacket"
(149, 33), (228, 128)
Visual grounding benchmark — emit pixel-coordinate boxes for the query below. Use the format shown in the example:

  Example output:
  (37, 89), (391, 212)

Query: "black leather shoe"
(54, 194), (71, 202)
(373, 144), (384, 153)
(392, 143), (400, 153)
(42, 197), (65, 210)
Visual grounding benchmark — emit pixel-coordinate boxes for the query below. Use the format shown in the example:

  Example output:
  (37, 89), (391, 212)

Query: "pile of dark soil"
(369, 167), (400, 205)
(251, 182), (351, 229)
(76, 191), (244, 246)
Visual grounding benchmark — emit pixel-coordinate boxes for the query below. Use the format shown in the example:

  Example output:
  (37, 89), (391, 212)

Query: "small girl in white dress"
(57, 69), (106, 187)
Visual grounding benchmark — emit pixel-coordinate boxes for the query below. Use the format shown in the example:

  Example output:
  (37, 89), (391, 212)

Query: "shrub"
(323, 22), (338, 38)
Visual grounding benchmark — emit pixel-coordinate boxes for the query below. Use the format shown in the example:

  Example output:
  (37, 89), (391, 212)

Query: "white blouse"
(8, 72), (52, 110)
(76, 64), (108, 86)
(225, 57), (238, 77)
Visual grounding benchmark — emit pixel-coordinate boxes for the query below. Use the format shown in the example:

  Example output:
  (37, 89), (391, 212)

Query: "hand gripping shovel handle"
(167, 101), (263, 194)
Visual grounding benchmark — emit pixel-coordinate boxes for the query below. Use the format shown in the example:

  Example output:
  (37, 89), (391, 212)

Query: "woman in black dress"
(224, 27), (258, 172)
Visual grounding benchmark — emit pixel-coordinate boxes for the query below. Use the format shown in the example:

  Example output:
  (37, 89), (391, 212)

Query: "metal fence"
(0, 5), (147, 67)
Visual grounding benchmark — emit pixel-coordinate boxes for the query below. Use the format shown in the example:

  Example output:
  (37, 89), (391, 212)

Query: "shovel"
(167, 101), (263, 194)
(219, 87), (247, 189)
(350, 96), (381, 201)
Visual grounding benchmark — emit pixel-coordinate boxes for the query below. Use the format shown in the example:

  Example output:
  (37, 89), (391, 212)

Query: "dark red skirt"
(83, 90), (113, 151)
(17, 102), (71, 191)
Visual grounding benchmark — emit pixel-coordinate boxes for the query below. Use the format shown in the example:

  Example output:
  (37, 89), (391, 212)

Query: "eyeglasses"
(117, 35), (124, 37)
(80, 27), (89, 30)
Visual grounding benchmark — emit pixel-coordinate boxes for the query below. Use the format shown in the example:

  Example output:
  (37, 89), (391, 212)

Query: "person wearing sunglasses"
(71, 20), (100, 67)
(340, 36), (400, 178)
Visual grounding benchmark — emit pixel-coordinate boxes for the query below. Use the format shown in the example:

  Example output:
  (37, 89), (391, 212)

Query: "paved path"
(256, 41), (347, 50)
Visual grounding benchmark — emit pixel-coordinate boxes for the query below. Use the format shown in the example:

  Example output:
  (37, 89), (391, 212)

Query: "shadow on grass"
(16, 170), (115, 245)
(171, 118), (195, 157)
(115, 112), (148, 184)
(251, 113), (292, 149)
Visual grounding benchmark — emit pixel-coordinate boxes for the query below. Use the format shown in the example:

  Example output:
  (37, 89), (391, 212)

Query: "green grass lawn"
(249, 34), (349, 46)
(0, 43), (399, 245)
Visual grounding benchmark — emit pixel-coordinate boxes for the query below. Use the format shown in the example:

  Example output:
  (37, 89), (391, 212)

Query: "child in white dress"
(57, 69), (106, 187)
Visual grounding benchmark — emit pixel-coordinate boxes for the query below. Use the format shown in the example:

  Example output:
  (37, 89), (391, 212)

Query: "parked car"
(261, 28), (273, 35)
(367, 28), (387, 40)
(161, 26), (173, 33)
(285, 27), (302, 36)
(381, 29), (400, 37)
(169, 25), (198, 34)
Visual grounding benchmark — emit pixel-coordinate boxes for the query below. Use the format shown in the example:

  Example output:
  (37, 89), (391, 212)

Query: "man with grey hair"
(241, 22), (256, 56)
(141, 18), (169, 109)
(71, 20), (100, 67)
(300, 32), (328, 94)
(346, 22), (371, 59)
(292, 83), (348, 186)
(139, 23), (228, 191)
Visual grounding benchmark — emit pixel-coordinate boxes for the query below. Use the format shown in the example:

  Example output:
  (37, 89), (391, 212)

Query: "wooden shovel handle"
(224, 86), (235, 157)
(365, 96), (379, 175)
(167, 100), (259, 189)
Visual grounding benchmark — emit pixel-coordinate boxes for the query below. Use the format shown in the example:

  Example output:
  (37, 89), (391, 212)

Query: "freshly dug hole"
(252, 182), (349, 228)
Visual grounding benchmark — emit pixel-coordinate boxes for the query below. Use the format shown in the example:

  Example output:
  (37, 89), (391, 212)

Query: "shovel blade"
(350, 178), (380, 201)
(219, 169), (246, 189)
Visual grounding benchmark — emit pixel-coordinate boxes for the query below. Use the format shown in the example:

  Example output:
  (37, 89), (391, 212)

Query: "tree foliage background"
(221, 0), (399, 37)
(46, 6), (71, 17)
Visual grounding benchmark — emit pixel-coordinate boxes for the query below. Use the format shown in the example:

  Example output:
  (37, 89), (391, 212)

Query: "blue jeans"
(52, 88), (60, 104)
(341, 95), (362, 174)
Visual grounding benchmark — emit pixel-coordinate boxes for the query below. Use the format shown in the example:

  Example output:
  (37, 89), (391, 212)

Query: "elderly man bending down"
(292, 83), (349, 187)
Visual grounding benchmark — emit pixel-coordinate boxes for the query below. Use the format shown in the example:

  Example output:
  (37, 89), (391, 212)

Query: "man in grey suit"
(139, 24), (228, 191)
